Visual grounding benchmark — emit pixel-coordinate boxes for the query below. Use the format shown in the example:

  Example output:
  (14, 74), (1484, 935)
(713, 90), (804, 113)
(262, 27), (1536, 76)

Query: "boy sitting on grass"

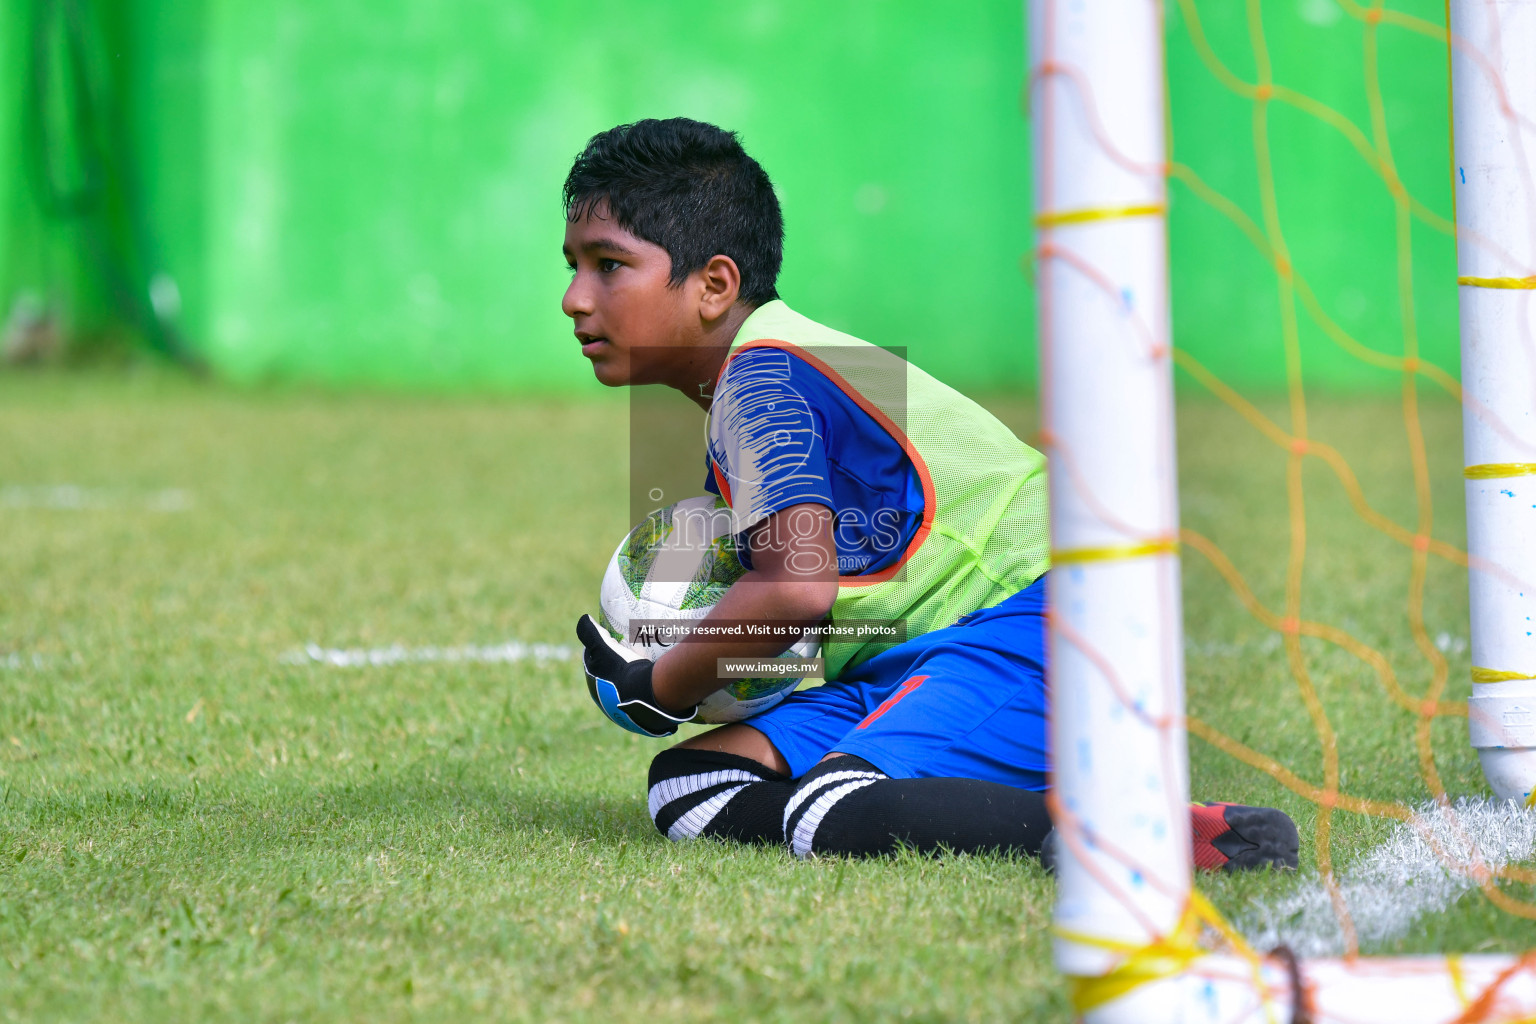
(562, 117), (1297, 869)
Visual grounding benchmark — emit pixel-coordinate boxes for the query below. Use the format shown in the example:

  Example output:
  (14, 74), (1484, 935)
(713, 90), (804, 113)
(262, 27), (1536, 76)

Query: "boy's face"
(562, 207), (697, 388)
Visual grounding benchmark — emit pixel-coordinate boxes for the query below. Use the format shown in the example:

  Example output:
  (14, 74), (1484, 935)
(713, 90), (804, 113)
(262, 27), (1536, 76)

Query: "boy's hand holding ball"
(576, 614), (697, 738)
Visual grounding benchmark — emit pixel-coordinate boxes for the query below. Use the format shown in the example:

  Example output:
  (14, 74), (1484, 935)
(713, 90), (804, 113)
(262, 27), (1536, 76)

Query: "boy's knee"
(782, 754), (890, 859)
(647, 746), (791, 844)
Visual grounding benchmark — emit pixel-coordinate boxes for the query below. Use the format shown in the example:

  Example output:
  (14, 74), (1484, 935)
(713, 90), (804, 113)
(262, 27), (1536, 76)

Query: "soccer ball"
(598, 495), (821, 724)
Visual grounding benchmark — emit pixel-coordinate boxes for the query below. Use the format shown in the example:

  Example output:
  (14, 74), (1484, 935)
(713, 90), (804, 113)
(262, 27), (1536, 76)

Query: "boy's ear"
(696, 254), (743, 321)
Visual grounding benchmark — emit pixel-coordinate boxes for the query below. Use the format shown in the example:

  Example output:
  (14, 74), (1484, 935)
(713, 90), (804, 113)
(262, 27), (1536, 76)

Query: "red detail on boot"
(1190, 802), (1233, 871)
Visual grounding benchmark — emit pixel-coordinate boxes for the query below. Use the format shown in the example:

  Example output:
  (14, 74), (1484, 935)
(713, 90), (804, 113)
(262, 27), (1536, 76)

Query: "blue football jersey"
(703, 344), (923, 576)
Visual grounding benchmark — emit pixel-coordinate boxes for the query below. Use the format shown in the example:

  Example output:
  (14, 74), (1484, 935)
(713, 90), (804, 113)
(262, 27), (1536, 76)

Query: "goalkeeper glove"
(576, 614), (697, 738)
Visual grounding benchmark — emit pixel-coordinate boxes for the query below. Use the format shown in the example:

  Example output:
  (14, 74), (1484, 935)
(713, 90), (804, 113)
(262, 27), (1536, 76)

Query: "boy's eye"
(598, 258), (622, 273)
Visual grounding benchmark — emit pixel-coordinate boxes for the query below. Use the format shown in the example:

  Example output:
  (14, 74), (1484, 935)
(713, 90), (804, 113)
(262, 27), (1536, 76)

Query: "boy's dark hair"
(563, 118), (783, 306)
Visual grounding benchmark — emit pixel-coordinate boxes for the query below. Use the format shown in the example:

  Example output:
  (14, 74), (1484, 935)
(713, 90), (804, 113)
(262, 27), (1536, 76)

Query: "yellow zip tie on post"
(1447, 955), (1470, 1010)
(1057, 902), (1206, 1013)
(1035, 203), (1166, 228)
(1052, 538), (1180, 565)
(1465, 463), (1536, 479)
(1470, 667), (1536, 683)
(1458, 275), (1536, 289)
(1057, 893), (1275, 1015)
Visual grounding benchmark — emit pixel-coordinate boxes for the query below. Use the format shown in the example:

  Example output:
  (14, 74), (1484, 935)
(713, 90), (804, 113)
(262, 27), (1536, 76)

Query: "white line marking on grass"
(1435, 631), (1469, 655)
(280, 640), (575, 668)
(0, 485), (192, 511)
(1240, 797), (1536, 956)
(1, 653), (47, 670)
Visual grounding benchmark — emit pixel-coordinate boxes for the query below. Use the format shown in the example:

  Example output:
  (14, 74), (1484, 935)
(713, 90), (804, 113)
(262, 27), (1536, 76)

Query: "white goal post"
(1029, 0), (1536, 1019)
(1456, 0), (1536, 808)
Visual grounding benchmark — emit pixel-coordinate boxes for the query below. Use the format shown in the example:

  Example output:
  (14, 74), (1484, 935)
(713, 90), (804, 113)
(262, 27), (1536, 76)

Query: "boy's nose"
(562, 276), (592, 320)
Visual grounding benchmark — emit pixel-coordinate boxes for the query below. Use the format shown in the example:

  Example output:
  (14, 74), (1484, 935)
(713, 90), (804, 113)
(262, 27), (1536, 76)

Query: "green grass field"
(0, 371), (1529, 1023)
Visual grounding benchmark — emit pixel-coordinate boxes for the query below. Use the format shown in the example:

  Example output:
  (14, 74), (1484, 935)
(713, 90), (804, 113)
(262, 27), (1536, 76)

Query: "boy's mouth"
(580, 337), (609, 357)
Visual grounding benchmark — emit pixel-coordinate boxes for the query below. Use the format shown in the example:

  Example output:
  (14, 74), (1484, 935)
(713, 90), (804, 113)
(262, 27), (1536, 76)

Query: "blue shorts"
(748, 574), (1050, 790)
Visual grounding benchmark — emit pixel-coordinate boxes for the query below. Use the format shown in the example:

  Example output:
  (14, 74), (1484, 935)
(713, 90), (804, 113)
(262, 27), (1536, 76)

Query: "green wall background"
(0, 0), (120, 348)
(1165, 0), (1457, 392)
(1, 0), (1458, 391)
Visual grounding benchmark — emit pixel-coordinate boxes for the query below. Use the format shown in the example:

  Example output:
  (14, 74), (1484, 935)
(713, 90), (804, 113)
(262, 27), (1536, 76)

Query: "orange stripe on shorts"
(856, 675), (929, 730)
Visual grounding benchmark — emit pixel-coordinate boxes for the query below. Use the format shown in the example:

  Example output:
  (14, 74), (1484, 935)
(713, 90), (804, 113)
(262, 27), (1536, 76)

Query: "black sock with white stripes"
(781, 754), (1054, 859)
(647, 747), (793, 844)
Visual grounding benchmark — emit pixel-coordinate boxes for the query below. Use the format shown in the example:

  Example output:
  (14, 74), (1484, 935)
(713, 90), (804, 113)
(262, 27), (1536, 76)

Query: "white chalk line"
(0, 484), (192, 511)
(1185, 631), (1467, 658)
(1239, 797), (1536, 956)
(280, 640), (575, 668)
(6, 642), (574, 671)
